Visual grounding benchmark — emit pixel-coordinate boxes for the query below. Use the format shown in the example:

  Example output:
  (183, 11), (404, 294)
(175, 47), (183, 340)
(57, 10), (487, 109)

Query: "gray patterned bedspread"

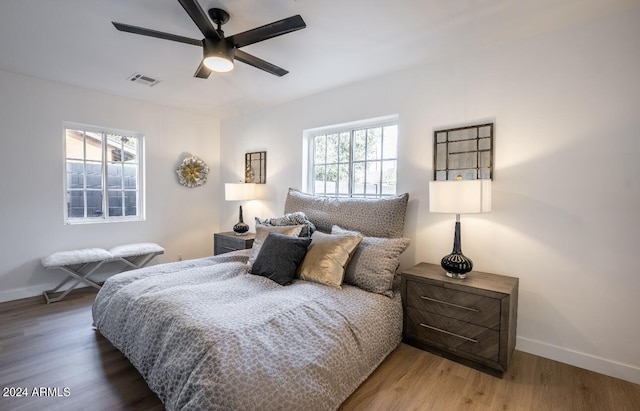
(92, 251), (402, 411)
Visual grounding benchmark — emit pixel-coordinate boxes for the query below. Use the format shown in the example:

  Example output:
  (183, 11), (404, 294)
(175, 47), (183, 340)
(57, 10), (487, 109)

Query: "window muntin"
(309, 119), (398, 198)
(64, 125), (143, 224)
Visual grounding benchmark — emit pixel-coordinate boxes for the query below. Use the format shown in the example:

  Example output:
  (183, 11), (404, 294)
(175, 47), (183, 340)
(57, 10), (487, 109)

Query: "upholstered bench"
(41, 243), (164, 303)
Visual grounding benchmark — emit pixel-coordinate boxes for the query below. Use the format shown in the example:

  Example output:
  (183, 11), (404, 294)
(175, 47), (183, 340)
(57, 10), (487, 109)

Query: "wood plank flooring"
(1, 289), (639, 411)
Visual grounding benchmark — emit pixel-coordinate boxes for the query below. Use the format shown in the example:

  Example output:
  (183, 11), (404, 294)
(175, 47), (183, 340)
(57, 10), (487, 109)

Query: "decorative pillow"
(247, 224), (304, 269)
(332, 225), (410, 297)
(284, 188), (409, 238)
(297, 231), (362, 288)
(256, 211), (316, 237)
(249, 232), (312, 285)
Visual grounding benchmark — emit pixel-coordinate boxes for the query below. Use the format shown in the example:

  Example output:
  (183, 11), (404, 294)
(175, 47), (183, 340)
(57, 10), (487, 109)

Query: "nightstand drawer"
(215, 236), (243, 253)
(213, 232), (255, 255)
(406, 307), (499, 362)
(406, 280), (500, 329)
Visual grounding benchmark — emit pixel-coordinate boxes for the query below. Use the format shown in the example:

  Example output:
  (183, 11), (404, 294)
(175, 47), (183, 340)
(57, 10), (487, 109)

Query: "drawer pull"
(420, 296), (479, 312)
(420, 323), (478, 343)
(221, 246), (238, 251)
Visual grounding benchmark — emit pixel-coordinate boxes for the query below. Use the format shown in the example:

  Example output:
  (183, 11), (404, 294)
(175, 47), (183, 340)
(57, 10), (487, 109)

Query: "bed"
(92, 189), (410, 411)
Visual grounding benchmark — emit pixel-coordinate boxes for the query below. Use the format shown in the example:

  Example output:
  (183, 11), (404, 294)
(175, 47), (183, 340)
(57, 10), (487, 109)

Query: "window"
(306, 116), (398, 197)
(64, 124), (144, 224)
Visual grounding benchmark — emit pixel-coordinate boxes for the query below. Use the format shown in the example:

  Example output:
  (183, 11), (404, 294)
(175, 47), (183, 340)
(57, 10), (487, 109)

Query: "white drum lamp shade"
(429, 179), (491, 278)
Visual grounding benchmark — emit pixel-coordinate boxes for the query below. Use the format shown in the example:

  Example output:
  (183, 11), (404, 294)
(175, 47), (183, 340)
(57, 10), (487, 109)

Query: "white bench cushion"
(41, 248), (114, 268)
(108, 243), (165, 258)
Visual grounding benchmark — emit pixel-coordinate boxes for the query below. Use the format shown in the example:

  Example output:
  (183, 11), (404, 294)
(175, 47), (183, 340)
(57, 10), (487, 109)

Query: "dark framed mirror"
(434, 123), (493, 181)
(245, 151), (266, 183)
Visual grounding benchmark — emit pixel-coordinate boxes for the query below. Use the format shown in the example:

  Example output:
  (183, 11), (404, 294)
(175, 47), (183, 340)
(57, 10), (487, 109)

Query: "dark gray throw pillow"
(249, 232), (312, 285)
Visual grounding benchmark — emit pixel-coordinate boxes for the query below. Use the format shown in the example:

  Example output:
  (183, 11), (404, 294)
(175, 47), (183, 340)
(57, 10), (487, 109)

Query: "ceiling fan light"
(204, 55), (234, 72)
(203, 38), (235, 73)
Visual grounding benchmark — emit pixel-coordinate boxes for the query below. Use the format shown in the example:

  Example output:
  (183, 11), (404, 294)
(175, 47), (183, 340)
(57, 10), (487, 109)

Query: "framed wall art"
(176, 155), (210, 188)
(433, 123), (493, 181)
(245, 151), (266, 184)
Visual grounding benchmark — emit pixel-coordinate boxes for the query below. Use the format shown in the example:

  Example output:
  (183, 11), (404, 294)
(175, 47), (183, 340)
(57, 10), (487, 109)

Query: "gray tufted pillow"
(332, 225), (410, 297)
(283, 188), (409, 238)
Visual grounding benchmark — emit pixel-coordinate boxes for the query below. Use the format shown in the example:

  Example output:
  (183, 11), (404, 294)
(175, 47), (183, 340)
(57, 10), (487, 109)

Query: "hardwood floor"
(1, 290), (638, 411)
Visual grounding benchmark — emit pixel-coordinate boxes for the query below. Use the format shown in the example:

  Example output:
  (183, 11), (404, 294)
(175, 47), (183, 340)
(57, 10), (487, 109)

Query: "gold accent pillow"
(298, 231), (362, 288)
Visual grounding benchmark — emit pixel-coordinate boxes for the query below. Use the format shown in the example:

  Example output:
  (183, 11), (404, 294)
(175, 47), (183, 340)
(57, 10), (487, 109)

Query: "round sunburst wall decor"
(176, 156), (210, 188)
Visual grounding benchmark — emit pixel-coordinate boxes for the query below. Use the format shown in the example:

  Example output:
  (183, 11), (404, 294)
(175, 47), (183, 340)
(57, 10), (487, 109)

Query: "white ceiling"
(0, 0), (634, 118)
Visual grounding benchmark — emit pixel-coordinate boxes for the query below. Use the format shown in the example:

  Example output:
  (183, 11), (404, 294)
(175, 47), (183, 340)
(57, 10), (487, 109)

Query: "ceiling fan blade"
(228, 15), (306, 48)
(194, 60), (212, 79)
(112, 22), (201, 46)
(235, 50), (289, 77)
(177, 0), (221, 40)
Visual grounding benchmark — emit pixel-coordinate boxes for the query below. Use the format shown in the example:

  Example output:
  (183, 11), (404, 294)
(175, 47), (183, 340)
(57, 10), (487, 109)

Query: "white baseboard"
(0, 283), (54, 303)
(0, 273), (112, 303)
(517, 336), (640, 385)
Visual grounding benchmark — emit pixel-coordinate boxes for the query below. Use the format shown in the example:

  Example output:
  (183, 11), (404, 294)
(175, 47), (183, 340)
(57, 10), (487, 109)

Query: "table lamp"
(225, 183), (256, 235)
(429, 177), (491, 278)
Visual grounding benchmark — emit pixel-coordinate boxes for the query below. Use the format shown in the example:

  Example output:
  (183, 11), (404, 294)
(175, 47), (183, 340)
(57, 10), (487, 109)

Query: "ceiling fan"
(112, 0), (306, 78)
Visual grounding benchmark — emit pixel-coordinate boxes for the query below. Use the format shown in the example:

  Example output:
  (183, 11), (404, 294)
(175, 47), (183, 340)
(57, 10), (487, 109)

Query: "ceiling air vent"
(127, 73), (160, 87)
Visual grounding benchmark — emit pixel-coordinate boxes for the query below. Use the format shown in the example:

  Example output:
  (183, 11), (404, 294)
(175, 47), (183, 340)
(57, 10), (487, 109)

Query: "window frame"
(63, 122), (145, 225)
(304, 115), (399, 198)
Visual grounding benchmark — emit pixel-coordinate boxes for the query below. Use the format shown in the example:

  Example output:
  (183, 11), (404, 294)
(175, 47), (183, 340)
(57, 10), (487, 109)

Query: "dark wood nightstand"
(213, 231), (256, 255)
(401, 262), (518, 377)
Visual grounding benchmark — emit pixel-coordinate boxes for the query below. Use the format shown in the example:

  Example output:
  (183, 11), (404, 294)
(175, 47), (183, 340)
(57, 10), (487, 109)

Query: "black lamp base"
(233, 205), (249, 236)
(441, 253), (473, 279)
(440, 219), (473, 279)
(233, 222), (249, 235)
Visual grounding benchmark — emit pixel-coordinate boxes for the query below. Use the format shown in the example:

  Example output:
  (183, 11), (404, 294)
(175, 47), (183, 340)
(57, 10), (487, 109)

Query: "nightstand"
(401, 262), (518, 377)
(213, 231), (256, 255)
